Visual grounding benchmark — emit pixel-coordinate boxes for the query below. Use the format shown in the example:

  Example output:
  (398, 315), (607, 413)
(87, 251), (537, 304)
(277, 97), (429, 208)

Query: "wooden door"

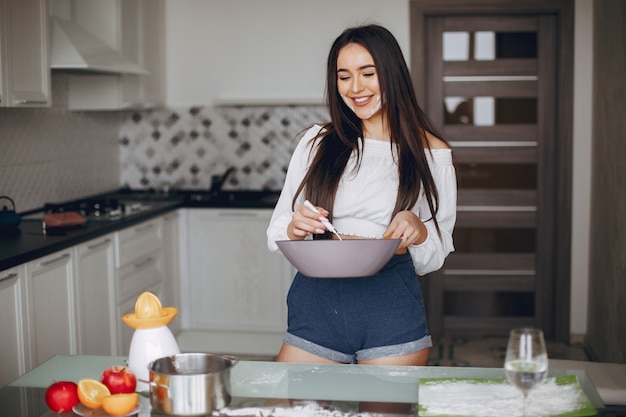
(411, 4), (573, 340)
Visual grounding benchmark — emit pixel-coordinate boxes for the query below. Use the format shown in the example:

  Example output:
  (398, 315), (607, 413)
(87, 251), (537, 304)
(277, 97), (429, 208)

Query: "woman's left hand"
(383, 210), (427, 251)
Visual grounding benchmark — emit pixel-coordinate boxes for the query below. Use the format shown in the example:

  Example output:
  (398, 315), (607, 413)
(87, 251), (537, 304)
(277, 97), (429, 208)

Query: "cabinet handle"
(87, 238), (111, 250)
(40, 253), (70, 266)
(134, 257), (153, 270)
(0, 272), (18, 284)
(17, 100), (48, 105)
(135, 223), (154, 233)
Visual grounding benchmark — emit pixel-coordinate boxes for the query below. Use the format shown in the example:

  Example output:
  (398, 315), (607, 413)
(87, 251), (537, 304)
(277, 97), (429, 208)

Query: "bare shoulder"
(424, 131), (450, 149)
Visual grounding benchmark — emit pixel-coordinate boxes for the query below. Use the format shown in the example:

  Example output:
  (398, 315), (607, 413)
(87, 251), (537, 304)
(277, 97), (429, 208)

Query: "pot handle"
(222, 354), (239, 368)
(138, 378), (170, 391)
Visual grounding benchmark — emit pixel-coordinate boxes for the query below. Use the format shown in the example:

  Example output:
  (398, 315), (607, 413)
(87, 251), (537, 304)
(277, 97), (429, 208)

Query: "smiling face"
(336, 43), (383, 123)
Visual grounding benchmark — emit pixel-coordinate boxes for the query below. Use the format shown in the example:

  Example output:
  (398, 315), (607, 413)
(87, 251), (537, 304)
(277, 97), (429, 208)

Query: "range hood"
(50, 16), (148, 74)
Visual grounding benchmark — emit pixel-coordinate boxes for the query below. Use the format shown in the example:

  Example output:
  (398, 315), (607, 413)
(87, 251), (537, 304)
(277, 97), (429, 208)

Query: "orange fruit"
(77, 379), (110, 409)
(101, 393), (139, 416)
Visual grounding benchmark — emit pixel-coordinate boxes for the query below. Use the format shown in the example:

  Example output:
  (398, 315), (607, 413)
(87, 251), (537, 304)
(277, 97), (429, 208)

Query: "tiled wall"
(119, 105), (328, 191)
(0, 74), (122, 212)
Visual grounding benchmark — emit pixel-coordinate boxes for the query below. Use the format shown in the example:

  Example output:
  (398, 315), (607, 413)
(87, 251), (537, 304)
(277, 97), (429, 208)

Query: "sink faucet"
(210, 167), (236, 193)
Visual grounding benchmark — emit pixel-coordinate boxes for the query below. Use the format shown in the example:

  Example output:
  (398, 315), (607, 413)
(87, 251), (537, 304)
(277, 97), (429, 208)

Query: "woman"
(267, 24), (456, 366)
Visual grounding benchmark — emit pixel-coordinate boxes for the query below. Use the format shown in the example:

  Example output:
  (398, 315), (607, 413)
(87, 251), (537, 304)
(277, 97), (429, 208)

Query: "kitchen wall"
(0, 74), (121, 212)
(163, 0), (409, 106)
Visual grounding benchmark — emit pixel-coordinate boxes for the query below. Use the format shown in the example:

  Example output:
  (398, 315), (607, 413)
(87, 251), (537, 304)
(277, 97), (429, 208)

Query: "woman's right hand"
(287, 203), (329, 240)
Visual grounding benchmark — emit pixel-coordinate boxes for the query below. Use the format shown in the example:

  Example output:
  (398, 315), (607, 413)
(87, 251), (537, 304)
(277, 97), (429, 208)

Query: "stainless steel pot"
(147, 353), (238, 416)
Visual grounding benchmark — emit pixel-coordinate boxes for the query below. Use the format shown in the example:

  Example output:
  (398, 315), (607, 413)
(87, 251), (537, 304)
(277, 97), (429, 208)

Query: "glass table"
(0, 355), (611, 416)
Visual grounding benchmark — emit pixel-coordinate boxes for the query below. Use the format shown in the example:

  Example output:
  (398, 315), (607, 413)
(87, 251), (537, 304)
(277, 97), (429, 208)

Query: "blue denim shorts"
(283, 252), (432, 363)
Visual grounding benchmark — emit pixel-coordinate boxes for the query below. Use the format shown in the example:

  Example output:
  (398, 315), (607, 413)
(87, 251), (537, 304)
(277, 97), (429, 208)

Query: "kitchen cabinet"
(74, 234), (116, 356)
(121, 0), (166, 108)
(25, 249), (77, 368)
(114, 217), (165, 355)
(178, 208), (295, 356)
(162, 210), (181, 335)
(0, 266), (29, 386)
(0, 0), (50, 107)
(0, 209), (180, 383)
(62, 0), (165, 110)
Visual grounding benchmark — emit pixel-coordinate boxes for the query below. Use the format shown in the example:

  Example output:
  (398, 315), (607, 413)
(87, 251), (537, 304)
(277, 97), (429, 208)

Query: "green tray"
(418, 375), (596, 417)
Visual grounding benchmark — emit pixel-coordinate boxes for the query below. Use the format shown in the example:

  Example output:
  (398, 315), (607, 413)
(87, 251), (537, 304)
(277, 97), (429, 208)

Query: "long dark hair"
(293, 24), (447, 238)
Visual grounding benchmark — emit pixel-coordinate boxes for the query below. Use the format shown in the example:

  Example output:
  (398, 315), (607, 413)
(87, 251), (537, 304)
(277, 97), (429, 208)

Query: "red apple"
(100, 365), (137, 394)
(45, 381), (79, 412)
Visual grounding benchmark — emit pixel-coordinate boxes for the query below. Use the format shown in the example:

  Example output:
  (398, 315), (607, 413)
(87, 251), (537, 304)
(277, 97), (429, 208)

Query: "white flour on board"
(419, 377), (591, 417)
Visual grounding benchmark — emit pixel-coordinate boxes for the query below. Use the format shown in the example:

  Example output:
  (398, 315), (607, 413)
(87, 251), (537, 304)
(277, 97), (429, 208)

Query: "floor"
(230, 335), (591, 367)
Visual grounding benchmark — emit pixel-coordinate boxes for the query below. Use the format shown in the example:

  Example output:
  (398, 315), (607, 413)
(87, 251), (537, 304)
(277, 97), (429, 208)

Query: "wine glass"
(504, 328), (548, 417)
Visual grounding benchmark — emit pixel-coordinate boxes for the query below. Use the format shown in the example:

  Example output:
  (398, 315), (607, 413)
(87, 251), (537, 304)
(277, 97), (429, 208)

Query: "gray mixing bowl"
(276, 238), (402, 278)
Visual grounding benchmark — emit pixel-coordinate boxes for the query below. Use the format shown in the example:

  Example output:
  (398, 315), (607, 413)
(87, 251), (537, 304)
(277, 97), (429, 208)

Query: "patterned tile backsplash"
(0, 74), (328, 212)
(120, 105), (328, 191)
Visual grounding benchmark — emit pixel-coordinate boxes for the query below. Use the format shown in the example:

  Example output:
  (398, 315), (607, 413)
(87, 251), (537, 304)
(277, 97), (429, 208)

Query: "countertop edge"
(0, 191), (280, 272)
(0, 201), (182, 271)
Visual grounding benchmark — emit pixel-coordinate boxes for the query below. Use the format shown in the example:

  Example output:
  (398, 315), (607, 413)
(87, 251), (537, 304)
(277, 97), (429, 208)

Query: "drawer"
(116, 250), (163, 304)
(116, 218), (163, 267)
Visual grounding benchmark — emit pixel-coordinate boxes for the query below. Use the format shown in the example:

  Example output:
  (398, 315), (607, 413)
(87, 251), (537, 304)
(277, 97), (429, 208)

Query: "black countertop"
(0, 189), (280, 272)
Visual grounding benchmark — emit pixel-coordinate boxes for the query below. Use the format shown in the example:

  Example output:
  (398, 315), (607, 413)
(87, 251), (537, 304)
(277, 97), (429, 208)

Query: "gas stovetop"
(22, 197), (152, 222)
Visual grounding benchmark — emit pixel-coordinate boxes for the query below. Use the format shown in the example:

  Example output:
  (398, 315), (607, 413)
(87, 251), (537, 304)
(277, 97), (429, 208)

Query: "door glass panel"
(454, 228), (536, 253)
(495, 98), (537, 123)
(444, 97), (537, 125)
(474, 31), (495, 60)
(496, 32), (537, 58)
(457, 163), (537, 189)
(443, 31), (537, 61)
(444, 291), (534, 316)
(443, 32), (470, 61)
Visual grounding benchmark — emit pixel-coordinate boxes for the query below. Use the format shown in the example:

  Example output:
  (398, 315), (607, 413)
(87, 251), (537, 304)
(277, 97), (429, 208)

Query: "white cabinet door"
(162, 210), (181, 335)
(180, 208), (294, 355)
(0, 266), (29, 386)
(114, 217), (165, 355)
(120, 0), (165, 108)
(185, 209), (293, 332)
(0, 0), (50, 107)
(26, 250), (77, 367)
(74, 234), (116, 356)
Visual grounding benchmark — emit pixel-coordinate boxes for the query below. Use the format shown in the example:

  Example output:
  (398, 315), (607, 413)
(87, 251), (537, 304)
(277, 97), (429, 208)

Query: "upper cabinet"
(50, 0), (165, 110)
(0, 0), (51, 108)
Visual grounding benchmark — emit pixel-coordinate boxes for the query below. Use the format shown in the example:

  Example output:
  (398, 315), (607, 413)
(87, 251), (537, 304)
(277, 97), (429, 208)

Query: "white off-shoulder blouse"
(267, 125), (456, 275)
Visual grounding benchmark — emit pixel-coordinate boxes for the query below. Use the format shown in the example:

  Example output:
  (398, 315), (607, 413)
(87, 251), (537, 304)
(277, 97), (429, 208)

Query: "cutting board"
(418, 375), (596, 417)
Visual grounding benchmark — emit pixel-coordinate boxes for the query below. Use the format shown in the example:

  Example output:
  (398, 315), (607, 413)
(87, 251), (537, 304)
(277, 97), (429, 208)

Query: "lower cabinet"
(0, 211), (179, 384)
(162, 211), (181, 335)
(26, 249), (77, 367)
(75, 234), (116, 356)
(178, 208), (295, 356)
(0, 265), (29, 386)
(114, 217), (165, 356)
